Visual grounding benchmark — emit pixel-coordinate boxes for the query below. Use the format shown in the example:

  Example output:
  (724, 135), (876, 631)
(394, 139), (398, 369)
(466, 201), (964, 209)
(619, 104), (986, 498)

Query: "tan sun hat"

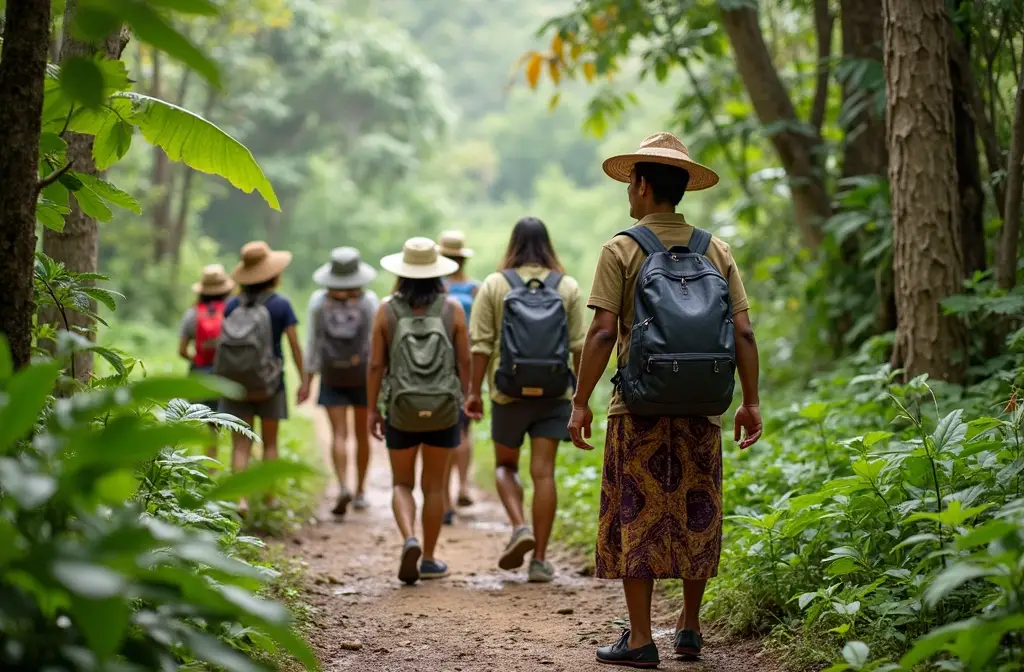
(602, 132), (720, 191)
(191, 263), (236, 295)
(438, 230), (474, 259)
(381, 237), (460, 280)
(231, 241), (293, 285)
(313, 246), (377, 289)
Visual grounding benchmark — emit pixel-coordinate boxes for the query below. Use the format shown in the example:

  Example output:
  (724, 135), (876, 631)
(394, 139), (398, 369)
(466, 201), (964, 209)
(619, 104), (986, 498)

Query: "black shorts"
(491, 398), (572, 449)
(385, 422), (461, 450)
(318, 383), (367, 408)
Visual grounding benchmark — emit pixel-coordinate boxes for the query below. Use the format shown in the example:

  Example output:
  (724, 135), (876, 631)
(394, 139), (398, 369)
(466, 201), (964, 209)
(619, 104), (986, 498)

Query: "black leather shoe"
(674, 629), (703, 658)
(596, 629), (660, 668)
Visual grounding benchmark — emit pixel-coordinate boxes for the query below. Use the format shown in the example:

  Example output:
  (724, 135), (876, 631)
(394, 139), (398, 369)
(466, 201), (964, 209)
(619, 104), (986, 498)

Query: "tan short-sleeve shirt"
(587, 213), (750, 425)
(470, 264), (586, 404)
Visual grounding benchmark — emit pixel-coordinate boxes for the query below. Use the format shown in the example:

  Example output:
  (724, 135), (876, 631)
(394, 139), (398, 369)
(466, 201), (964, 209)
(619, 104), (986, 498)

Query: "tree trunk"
(720, 5), (831, 249)
(995, 52), (1024, 290)
(149, 50), (173, 262)
(884, 0), (967, 383)
(0, 0), (51, 369)
(950, 2), (987, 279)
(41, 0), (129, 380)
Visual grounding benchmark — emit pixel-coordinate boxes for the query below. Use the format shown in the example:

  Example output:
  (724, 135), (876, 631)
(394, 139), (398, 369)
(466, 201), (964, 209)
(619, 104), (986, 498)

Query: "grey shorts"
(220, 387), (288, 421)
(491, 398), (571, 449)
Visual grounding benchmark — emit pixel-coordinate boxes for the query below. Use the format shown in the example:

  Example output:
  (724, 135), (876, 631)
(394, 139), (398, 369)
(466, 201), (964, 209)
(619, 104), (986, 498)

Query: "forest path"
(291, 403), (777, 672)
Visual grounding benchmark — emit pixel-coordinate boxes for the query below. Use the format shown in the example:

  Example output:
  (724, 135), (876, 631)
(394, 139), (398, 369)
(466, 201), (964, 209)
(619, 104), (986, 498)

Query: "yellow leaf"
(552, 34), (564, 61)
(583, 61), (597, 83)
(525, 52), (543, 89)
(549, 59), (561, 85)
(591, 14), (608, 33)
(570, 42), (583, 62)
(548, 92), (561, 111)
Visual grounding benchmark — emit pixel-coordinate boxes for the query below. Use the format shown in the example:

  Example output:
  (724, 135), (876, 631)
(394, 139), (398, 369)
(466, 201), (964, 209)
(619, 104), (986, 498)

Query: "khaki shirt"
(470, 264), (586, 404)
(587, 213), (750, 425)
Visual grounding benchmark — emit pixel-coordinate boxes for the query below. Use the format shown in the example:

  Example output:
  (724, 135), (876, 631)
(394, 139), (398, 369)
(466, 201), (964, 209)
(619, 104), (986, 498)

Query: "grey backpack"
(613, 225), (735, 416)
(213, 294), (282, 401)
(383, 297), (461, 432)
(494, 270), (572, 399)
(319, 296), (368, 388)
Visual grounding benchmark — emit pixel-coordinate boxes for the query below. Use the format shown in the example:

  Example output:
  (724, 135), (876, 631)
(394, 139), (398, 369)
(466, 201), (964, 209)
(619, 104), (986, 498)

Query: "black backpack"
(494, 270), (573, 399)
(613, 225), (736, 416)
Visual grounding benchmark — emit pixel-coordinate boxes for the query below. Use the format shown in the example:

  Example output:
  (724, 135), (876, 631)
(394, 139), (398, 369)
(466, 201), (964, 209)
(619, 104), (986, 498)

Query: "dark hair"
(198, 292), (232, 304)
(498, 217), (564, 272)
(393, 277), (445, 310)
(241, 275), (279, 297)
(633, 162), (690, 207)
(442, 254), (467, 271)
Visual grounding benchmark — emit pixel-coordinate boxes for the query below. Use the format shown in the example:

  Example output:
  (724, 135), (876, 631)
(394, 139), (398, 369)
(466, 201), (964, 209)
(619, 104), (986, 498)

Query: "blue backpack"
(446, 280), (478, 318)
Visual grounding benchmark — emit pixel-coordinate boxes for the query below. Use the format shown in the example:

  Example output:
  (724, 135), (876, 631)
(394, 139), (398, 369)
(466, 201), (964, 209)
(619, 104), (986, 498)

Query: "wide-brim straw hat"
(313, 246), (377, 289)
(438, 230), (474, 259)
(602, 132), (720, 191)
(381, 237), (460, 279)
(191, 263), (236, 295)
(232, 240), (293, 285)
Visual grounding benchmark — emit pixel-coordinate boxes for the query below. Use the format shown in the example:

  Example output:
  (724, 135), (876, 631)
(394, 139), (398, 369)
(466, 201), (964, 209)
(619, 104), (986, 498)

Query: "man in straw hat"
(302, 247), (379, 516)
(178, 263), (236, 458)
(568, 133), (763, 666)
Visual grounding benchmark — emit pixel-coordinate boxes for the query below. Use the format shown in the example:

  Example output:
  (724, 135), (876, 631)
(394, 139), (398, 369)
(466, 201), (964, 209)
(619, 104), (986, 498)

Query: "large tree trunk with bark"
(0, 0), (51, 369)
(41, 0), (129, 380)
(720, 5), (831, 250)
(995, 53), (1024, 291)
(884, 0), (967, 383)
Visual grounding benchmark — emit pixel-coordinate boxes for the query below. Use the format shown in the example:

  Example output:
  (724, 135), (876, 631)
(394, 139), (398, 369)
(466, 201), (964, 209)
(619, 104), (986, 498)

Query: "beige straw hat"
(191, 263), (236, 295)
(381, 237), (460, 279)
(231, 241), (293, 285)
(438, 230), (474, 259)
(602, 132), (720, 191)
(313, 247), (377, 289)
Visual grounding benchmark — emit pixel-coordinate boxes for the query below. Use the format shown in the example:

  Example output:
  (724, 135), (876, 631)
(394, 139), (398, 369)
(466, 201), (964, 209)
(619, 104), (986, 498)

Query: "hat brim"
(602, 151), (720, 191)
(232, 250), (293, 285)
(191, 278), (236, 295)
(313, 261), (378, 289)
(380, 252), (460, 279)
(439, 246), (474, 259)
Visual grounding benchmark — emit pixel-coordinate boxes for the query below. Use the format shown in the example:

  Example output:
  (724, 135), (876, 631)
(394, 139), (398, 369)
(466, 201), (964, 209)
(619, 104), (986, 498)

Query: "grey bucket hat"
(312, 247), (378, 289)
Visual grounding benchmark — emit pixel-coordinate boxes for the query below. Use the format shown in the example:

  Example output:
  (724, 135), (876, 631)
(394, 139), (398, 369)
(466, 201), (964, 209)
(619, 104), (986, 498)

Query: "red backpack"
(193, 300), (226, 367)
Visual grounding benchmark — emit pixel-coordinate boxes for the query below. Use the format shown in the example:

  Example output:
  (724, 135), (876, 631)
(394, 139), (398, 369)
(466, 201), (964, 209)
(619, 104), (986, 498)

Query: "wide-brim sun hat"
(191, 263), (236, 295)
(381, 237), (460, 279)
(232, 240), (293, 285)
(602, 131), (720, 191)
(313, 246), (377, 289)
(438, 230), (474, 259)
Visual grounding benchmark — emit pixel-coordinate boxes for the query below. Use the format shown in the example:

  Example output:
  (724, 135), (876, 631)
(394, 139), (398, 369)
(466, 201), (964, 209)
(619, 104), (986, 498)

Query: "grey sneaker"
(420, 558), (450, 580)
(528, 558), (555, 583)
(499, 526), (536, 570)
(352, 493), (369, 511)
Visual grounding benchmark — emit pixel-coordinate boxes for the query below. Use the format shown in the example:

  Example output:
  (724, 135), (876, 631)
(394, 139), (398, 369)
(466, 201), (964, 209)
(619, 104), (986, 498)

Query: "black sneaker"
(596, 629), (660, 668)
(398, 537), (422, 585)
(498, 526), (536, 570)
(673, 629), (702, 658)
(443, 509), (455, 526)
(332, 487), (353, 516)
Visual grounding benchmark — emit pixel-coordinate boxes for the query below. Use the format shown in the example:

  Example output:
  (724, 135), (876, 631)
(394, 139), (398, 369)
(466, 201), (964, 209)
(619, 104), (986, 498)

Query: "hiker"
(215, 241), (305, 514)
(366, 237), (471, 585)
(439, 230), (479, 524)
(568, 133), (762, 668)
(178, 263), (235, 459)
(302, 247), (379, 517)
(464, 217), (584, 583)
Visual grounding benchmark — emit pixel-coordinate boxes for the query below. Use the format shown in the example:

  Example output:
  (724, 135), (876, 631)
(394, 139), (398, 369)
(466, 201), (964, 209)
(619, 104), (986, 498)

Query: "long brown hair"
(498, 217), (564, 272)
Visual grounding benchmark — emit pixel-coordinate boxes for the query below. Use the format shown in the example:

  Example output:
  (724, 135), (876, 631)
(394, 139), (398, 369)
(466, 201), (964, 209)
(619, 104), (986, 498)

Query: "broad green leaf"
(53, 560), (125, 599)
(997, 456), (1024, 486)
(893, 532), (940, 550)
(0, 339), (11, 381)
(0, 361), (61, 452)
(60, 56), (105, 108)
(71, 181), (114, 222)
(69, 421), (210, 467)
(829, 623), (851, 635)
(825, 557), (859, 576)
(931, 409), (966, 453)
(900, 618), (976, 668)
(799, 401), (829, 422)
(797, 592), (817, 609)
(924, 563), (992, 607)
(69, 596), (130, 659)
(39, 132), (68, 155)
(852, 458), (885, 481)
(956, 520), (1017, 550)
(216, 584), (289, 624)
(93, 99), (134, 169)
(205, 460), (316, 503)
(861, 431), (892, 447)
(842, 641), (869, 668)
(36, 200), (69, 231)
(72, 172), (142, 214)
(832, 600), (861, 616)
(0, 459), (57, 508)
(115, 93), (279, 210)
(966, 416), (1004, 440)
(131, 374), (241, 403)
(179, 628), (263, 672)
(172, 541), (266, 580)
(95, 468), (140, 503)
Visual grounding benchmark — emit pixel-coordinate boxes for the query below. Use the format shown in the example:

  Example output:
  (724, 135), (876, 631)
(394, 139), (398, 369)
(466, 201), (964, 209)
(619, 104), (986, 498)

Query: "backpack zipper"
(642, 267), (727, 286)
(644, 353), (731, 374)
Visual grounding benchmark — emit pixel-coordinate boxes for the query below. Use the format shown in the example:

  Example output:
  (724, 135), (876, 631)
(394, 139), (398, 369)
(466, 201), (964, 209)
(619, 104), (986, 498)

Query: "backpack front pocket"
(389, 391), (459, 433)
(495, 358), (570, 398)
(634, 354), (735, 416)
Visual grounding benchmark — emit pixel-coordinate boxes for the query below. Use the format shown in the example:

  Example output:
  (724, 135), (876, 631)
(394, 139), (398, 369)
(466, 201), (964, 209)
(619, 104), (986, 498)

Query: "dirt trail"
(291, 407), (777, 672)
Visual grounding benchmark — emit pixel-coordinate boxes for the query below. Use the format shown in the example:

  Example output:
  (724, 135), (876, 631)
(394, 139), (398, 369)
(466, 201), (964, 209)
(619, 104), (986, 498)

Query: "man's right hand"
(734, 404), (763, 449)
(464, 393), (484, 421)
(568, 403), (595, 451)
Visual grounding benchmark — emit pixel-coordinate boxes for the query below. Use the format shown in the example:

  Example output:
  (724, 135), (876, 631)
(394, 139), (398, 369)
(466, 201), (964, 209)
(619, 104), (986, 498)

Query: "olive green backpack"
(383, 296), (461, 432)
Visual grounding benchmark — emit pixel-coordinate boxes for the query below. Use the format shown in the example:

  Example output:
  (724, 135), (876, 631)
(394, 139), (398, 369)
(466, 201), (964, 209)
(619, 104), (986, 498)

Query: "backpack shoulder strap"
(688, 227), (713, 255)
(615, 225), (666, 256)
(501, 269), (525, 289)
(543, 270), (563, 289)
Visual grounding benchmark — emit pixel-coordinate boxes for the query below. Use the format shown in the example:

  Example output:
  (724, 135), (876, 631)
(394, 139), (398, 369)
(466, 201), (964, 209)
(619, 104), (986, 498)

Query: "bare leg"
(421, 445), (452, 560)
(454, 425), (473, 501)
(230, 414), (255, 513)
(261, 419), (279, 461)
(528, 437), (558, 562)
(206, 426), (219, 461)
(623, 578), (655, 649)
(352, 406), (370, 497)
(675, 579), (708, 633)
(388, 446), (418, 540)
(325, 406), (349, 490)
(494, 443), (526, 528)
